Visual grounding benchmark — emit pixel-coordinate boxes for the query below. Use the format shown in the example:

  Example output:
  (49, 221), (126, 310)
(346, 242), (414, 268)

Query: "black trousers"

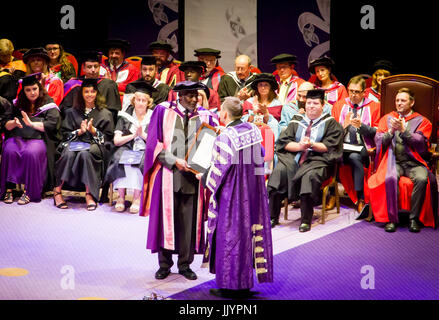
(396, 163), (428, 221)
(158, 192), (197, 271)
(343, 152), (365, 193)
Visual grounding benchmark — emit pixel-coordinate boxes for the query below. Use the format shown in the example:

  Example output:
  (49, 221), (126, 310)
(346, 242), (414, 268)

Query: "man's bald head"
(235, 55), (252, 80)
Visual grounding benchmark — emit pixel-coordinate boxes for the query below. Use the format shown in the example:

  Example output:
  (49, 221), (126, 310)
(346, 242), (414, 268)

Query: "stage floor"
(0, 193), (362, 300)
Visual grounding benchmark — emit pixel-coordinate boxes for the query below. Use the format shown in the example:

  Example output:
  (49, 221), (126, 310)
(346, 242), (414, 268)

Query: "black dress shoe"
(299, 223), (311, 233)
(271, 218), (279, 228)
(356, 203), (369, 220)
(209, 288), (257, 299)
(385, 222), (397, 233)
(155, 268), (171, 280)
(179, 268), (197, 280)
(409, 219), (422, 233)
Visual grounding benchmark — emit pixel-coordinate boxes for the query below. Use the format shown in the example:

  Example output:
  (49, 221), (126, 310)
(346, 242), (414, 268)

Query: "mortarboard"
(21, 72), (42, 87)
(306, 89), (326, 100)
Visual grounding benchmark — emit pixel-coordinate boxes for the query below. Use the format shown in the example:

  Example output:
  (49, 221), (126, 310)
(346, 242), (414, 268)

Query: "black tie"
(349, 104), (359, 144)
(184, 109), (189, 155)
(299, 120), (313, 165)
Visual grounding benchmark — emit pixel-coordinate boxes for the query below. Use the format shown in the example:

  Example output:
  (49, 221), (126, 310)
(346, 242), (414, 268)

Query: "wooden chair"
(283, 164), (340, 225)
(367, 74), (439, 220)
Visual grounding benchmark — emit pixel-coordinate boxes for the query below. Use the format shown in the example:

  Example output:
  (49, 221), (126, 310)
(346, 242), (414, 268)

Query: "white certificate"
(190, 133), (217, 170)
(343, 143), (364, 152)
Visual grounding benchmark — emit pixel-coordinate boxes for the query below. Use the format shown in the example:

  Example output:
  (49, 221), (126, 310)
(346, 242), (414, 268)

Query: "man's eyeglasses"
(348, 89), (363, 95)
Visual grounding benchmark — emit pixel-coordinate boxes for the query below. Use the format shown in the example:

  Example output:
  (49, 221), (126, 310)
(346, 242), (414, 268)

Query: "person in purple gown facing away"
(198, 97), (273, 299)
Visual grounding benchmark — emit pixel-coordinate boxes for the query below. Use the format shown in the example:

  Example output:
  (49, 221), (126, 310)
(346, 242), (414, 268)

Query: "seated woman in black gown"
(105, 82), (156, 213)
(1, 73), (61, 204)
(54, 78), (114, 210)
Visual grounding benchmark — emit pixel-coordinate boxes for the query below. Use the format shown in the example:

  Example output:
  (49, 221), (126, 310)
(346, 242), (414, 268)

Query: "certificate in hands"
(185, 123), (220, 174)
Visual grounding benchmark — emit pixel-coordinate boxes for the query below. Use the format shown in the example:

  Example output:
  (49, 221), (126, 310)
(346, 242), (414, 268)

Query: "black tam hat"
(173, 81), (206, 92)
(106, 39), (131, 53)
(270, 53), (297, 65)
(148, 41), (173, 53)
(194, 48), (221, 58)
(179, 61), (207, 73)
(22, 48), (50, 64)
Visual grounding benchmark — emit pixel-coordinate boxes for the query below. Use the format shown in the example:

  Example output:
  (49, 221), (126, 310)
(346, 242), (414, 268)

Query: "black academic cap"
(306, 89), (325, 100)
(270, 53), (297, 65)
(173, 81), (206, 92)
(21, 72), (42, 87)
(106, 39), (131, 52)
(128, 80), (157, 95)
(179, 61), (207, 73)
(372, 60), (395, 74)
(148, 41), (173, 53)
(308, 56), (335, 74)
(81, 78), (99, 90)
(22, 47), (50, 64)
(194, 48), (221, 58)
(140, 55), (158, 66)
(250, 73), (279, 91)
(79, 51), (102, 63)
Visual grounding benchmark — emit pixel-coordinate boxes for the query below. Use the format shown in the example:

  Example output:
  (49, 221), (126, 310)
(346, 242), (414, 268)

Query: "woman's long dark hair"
(15, 82), (50, 114)
(74, 85), (107, 114)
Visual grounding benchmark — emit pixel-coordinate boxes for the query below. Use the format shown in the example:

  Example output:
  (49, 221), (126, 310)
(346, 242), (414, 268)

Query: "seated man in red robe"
(103, 39), (140, 95)
(194, 48), (224, 92)
(332, 76), (380, 214)
(148, 41), (184, 88)
(368, 87), (438, 233)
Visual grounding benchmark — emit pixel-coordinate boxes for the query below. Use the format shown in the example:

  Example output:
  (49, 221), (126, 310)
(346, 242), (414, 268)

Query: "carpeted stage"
(0, 194), (438, 300)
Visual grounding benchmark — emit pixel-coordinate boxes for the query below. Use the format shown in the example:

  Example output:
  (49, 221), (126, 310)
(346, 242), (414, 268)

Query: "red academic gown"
(157, 61), (185, 87)
(104, 60), (140, 94)
(368, 111), (438, 227)
(200, 66), (225, 92)
(274, 74), (305, 104)
(331, 97), (380, 204)
(242, 98), (283, 122)
(364, 87), (380, 103)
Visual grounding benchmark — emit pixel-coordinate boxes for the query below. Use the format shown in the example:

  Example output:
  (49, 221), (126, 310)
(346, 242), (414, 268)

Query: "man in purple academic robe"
(199, 97), (273, 299)
(140, 81), (217, 281)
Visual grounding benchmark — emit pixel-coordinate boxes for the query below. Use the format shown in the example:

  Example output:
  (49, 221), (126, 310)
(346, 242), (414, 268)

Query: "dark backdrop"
(1, 1), (439, 83)
(330, 0), (439, 84)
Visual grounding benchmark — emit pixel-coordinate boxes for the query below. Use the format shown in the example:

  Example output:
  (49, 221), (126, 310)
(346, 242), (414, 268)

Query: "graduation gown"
(368, 111), (438, 227)
(55, 106), (114, 200)
(267, 113), (343, 203)
(140, 102), (217, 254)
(105, 105), (152, 184)
(0, 97), (61, 199)
(217, 72), (257, 103)
(200, 66), (225, 92)
(124, 79), (170, 110)
(202, 122), (273, 290)
(61, 78), (122, 116)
